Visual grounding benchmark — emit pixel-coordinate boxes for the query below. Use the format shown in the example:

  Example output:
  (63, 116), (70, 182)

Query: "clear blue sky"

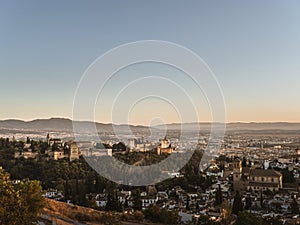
(0, 0), (299, 123)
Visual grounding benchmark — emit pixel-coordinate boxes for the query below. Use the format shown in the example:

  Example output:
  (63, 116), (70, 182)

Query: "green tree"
(159, 208), (181, 225)
(133, 210), (144, 222)
(186, 195), (190, 210)
(105, 191), (118, 211)
(133, 189), (142, 210)
(291, 196), (300, 214)
(263, 217), (283, 225)
(17, 180), (46, 222)
(0, 168), (45, 225)
(282, 168), (295, 183)
(245, 195), (252, 210)
(0, 167), (23, 225)
(112, 142), (126, 152)
(51, 143), (59, 151)
(215, 184), (223, 206)
(260, 191), (264, 208)
(219, 200), (234, 225)
(235, 211), (264, 225)
(248, 160), (252, 167)
(242, 157), (247, 168)
(197, 215), (220, 225)
(232, 191), (243, 215)
(143, 204), (160, 223)
(144, 205), (181, 225)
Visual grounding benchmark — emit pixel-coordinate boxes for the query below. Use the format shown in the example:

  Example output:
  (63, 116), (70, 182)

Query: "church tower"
(46, 133), (51, 146)
(233, 159), (242, 191)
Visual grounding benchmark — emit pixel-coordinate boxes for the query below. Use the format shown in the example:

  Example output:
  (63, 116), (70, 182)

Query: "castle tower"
(160, 136), (169, 148)
(157, 136), (173, 155)
(69, 142), (79, 161)
(46, 133), (50, 145)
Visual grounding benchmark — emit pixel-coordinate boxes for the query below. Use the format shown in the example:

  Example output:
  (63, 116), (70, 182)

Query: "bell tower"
(46, 133), (51, 146)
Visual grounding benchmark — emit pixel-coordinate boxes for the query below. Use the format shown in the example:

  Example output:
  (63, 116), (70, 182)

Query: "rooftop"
(250, 169), (282, 178)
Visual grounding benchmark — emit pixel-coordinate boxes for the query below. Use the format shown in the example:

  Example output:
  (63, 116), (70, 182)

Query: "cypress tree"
(242, 157), (247, 167)
(245, 195), (252, 210)
(232, 191), (243, 214)
(291, 196), (300, 214)
(215, 184), (223, 206)
(260, 191), (264, 208)
(186, 195), (190, 210)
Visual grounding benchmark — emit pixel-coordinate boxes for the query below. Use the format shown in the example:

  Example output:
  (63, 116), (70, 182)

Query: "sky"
(0, 0), (300, 124)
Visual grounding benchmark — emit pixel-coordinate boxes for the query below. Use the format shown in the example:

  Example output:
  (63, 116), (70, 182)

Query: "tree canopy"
(235, 211), (265, 225)
(0, 167), (45, 225)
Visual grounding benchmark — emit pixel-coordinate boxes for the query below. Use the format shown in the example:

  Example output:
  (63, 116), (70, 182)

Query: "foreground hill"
(41, 199), (162, 225)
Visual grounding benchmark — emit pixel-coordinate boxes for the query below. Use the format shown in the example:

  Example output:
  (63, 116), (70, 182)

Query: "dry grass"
(41, 199), (162, 225)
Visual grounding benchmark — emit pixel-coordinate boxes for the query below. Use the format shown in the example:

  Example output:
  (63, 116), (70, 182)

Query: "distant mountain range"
(0, 118), (300, 133)
(156, 122), (300, 131)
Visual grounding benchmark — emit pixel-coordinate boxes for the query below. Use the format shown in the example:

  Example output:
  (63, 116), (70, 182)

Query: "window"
(261, 177), (264, 181)
(271, 178), (274, 182)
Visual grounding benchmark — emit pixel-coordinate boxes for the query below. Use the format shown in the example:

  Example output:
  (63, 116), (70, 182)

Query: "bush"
(143, 205), (181, 225)
(97, 214), (121, 225)
(134, 210), (144, 222)
(74, 212), (91, 221)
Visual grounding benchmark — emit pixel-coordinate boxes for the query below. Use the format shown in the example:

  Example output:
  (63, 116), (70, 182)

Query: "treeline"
(0, 138), (208, 205)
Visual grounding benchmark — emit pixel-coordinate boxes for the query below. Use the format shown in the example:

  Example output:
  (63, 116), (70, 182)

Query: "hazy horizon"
(1, 116), (300, 126)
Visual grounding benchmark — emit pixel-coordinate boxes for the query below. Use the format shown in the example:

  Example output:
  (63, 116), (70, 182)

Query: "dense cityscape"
(0, 121), (300, 224)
